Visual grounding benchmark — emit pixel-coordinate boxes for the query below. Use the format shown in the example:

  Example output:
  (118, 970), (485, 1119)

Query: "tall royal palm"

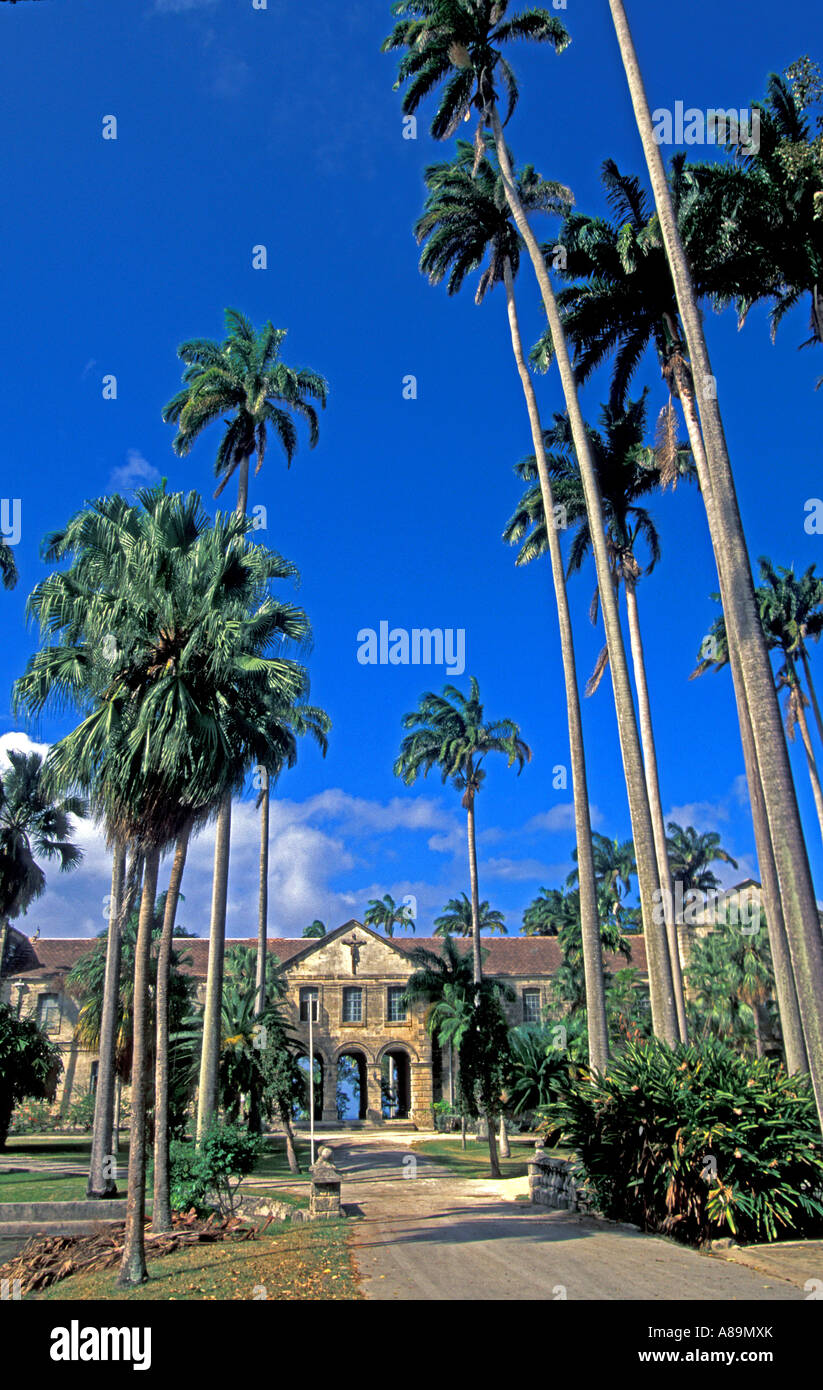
(606, 0), (823, 1130)
(665, 823), (739, 901)
(415, 138), (608, 1068)
(163, 309), (329, 1074)
(393, 676), (530, 985)
(505, 395), (691, 1037)
(434, 893), (506, 936)
(384, 1), (678, 1046)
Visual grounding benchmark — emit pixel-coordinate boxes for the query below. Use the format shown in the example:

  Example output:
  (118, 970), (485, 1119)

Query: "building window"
(37, 993), (60, 1032)
(299, 987), (319, 1022)
(90, 1061), (99, 1095)
(523, 989), (541, 1024)
(387, 986), (406, 1023)
(342, 987), (362, 1023)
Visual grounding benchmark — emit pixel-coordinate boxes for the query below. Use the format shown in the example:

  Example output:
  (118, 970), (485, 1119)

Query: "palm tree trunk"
(789, 666), (823, 847)
(801, 649), (823, 753)
(673, 366), (808, 1074)
(255, 769), (270, 1018)
(466, 788), (482, 986)
(624, 578), (688, 1041)
(112, 1077), (122, 1158)
(197, 792), (232, 1140)
(87, 844), (143, 1198)
(608, 0), (823, 1133)
(490, 106), (677, 1046)
(503, 260), (609, 1072)
(486, 1106), (501, 1179)
(117, 846), (160, 1288)
(498, 1111), (510, 1159)
(751, 1003), (764, 1060)
(87, 840), (125, 1198)
(236, 456), (250, 518)
(151, 825), (190, 1233)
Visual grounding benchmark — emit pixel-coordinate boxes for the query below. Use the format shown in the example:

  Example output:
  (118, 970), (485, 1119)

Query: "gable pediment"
(280, 920), (413, 980)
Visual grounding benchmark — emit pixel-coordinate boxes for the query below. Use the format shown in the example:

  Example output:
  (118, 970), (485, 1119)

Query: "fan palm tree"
(163, 308), (329, 1062)
(665, 823), (739, 900)
(393, 677), (529, 984)
(364, 892), (415, 938)
(15, 488), (314, 1280)
(686, 914), (775, 1059)
(606, 0), (823, 1131)
(415, 136), (606, 1069)
(505, 395), (691, 1036)
(384, 2), (678, 1047)
(434, 892), (506, 936)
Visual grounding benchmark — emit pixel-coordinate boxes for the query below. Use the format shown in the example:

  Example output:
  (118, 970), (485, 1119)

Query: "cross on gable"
(341, 933), (362, 975)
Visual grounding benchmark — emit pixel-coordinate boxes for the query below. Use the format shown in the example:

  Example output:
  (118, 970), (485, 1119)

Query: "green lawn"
(412, 1137), (569, 1180)
(3, 1136), (97, 1160)
(0, 1171), (95, 1204)
(31, 1219), (358, 1301)
(250, 1136), (313, 1180)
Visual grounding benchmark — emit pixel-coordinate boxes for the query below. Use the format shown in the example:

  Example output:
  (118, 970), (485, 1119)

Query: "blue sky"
(1, 0), (821, 940)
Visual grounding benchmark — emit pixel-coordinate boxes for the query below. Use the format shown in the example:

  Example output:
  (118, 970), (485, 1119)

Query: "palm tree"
(686, 914), (775, 1059)
(364, 893), (415, 938)
(434, 893), (506, 936)
(606, 0), (823, 1131)
(15, 489), (314, 1281)
(393, 677), (530, 984)
(521, 885), (577, 937)
(302, 919), (327, 938)
(505, 395), (691, 1035)
(0, 538), (17, 592)
(681, 65), (823, 382)
(531, 153), (807, 1072)
(163, 308), (329, 1069)
(384, 1), (678, 1046)
(665, 824), (739, 900)
(0, 750), (85, 979)
(415, 136), (607, 1069)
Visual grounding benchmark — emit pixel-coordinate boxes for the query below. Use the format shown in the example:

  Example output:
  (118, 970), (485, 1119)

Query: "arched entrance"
(336, 1050), (368, 1121)
(381, 1049), (411, 1119)
(295, 1053), (324, 1122)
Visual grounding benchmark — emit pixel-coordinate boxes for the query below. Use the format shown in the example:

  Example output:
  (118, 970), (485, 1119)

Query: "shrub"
(558, 1037), (823, 1245)
(8, 1098), (59, 1135)
(0, 1003), (62, 1148)
(169, 1121), (263, 1217)
(67, 1093), (96, 1132)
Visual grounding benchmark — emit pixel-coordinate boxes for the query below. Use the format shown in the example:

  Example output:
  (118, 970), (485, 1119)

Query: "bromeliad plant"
(558, 1037), (823, 1246)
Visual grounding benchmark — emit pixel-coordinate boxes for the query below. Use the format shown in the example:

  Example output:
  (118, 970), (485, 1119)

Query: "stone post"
(310, 1145), (342, 1219)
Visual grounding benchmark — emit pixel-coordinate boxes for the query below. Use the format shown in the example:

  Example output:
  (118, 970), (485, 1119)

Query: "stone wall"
(528, 1146), (594, 1214)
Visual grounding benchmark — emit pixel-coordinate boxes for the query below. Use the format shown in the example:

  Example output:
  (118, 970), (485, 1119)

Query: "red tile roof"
(10, 927), (648, 982)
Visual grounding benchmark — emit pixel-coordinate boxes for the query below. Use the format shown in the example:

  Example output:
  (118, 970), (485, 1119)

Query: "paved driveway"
(334, 1143), (802, 1302)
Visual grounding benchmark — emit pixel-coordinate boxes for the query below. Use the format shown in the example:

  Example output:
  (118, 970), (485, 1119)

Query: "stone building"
(0, 918), (650, 1128)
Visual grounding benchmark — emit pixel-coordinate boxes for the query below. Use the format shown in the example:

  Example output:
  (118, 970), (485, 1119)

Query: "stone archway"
(295, 1052), (324, 1122)
(380, 1047), (412, 1120)
(335, 1049), (368, 1122)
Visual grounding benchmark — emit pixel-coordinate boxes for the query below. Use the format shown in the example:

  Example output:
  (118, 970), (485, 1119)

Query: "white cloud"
(108, 449), (160, 494)
(481, 857), (562, 883)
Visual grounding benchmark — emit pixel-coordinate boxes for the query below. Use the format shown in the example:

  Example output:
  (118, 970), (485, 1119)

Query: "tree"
(665, 823), (738, 900)
(415, 136), (607, 1069)
(567, 833), (640, 934)
(302, 919), (327, 938)
(163, 308), (329, 1066)
(522, 886), (577, 937)
(364, 893), (415, 938)
(606, 0), (823, 1132)
(0, 538), (17, 592)
(384, 0), (678, 1048)
(15, 488), (314, 1282)
(0, 749), (85, 979)
(686, 914), (775, 1059)
(0, 1003), (61, 1150)
(530, 150), (806, 1073)
(434, 893), (506, 936)
(506, 394), (691, 1036)
(682, 63), (823, 383)
(394, 676), (530, 985)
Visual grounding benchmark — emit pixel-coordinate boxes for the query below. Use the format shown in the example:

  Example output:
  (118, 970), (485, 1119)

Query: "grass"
(412, 1137), (532, 1180)
(250, 1136), (313, 1180)
(0, 1171), (94, 1204)
(31, 1219), (359, 1301)
(3, 1136), (97, 1159)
